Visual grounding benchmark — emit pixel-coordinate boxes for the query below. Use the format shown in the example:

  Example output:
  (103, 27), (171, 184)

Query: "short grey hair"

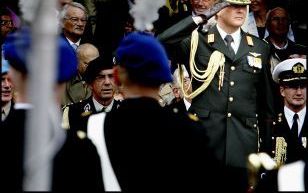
(59, 2), (88, 21)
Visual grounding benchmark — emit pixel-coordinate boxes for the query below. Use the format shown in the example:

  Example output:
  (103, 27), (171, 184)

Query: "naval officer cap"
(115, 32), (172, 87)
(272, 58), (307, 86)
(3, 26), (77, 83)
(223, 0), (251, 5)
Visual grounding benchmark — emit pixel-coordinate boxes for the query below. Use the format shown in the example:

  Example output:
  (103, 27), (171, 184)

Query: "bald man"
(62, 43), (99, 106)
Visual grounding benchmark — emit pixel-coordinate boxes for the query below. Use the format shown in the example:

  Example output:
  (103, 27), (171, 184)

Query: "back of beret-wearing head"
(3, 26), (78, 83)
(116, 32), (172, 87)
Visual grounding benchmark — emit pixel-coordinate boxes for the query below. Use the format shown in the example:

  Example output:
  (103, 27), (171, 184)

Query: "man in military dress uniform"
(255, 58), (307, 193)
(62, 56), (120, 132)
(269, 58), (307, 166)
(159, 0), (276, 192)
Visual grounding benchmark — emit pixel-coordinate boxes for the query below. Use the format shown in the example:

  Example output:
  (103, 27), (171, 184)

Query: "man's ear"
(280, 86), (285, 97)
(113, 66), (121, 86)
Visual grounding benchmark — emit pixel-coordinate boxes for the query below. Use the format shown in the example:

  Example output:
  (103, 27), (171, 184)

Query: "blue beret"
(116, 32), (172, 86)
(3, 26), (77, 83)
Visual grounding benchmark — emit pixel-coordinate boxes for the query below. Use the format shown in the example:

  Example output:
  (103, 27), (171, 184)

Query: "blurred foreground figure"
(87, 32), (222, 191)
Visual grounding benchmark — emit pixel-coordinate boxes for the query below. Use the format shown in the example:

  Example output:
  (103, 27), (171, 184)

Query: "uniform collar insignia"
(278, 113), (282, 122)
(84, 103), (91, 112)
(246, 35), (254, 46)
(208, 34), (214, 43)
(82, 103), (93, 116)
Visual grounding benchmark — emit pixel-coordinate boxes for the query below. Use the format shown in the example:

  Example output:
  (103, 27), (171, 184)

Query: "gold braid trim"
(274, 137), (287, 167)
(180, 29), (225, 99)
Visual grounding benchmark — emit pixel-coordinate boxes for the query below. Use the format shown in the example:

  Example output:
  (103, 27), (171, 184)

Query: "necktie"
(224, 35), (235, 59)
(101, 107), (107, 112)
(2, 110), (6, 121)
(71, 44), (78, 51)
(291, 113), (299, 140)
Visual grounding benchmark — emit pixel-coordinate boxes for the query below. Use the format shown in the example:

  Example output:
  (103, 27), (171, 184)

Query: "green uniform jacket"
(159, 18), (275, 168)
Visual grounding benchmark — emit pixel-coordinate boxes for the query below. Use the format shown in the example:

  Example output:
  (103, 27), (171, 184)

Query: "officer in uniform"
(159, 0), (275, 192)
(62, 56), (121, 132)
(269, 58), (307, 166)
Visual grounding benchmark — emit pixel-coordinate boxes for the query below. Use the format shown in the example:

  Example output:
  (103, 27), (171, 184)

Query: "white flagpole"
(21, 0), (64, 191)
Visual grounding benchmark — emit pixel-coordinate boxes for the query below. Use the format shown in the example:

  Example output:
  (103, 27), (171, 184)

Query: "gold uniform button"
(227, 113), (232, 118)
(229, 97), (234, 102)
(230, 81), (235, 86)
(231, 66), (236, 71)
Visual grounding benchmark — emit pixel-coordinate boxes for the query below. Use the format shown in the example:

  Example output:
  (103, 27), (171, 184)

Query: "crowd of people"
(1, 0), (307, 192)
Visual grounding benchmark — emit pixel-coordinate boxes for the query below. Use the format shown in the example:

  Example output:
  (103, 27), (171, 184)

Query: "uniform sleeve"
(258, 42), (276, 152)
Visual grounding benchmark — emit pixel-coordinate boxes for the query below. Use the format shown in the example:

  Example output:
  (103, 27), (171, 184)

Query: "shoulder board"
(244, 31), (269, 45)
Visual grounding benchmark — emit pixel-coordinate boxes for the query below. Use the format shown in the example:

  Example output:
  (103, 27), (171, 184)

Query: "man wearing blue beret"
(2, 26), (104, 191)
(87, 31), (223, 191)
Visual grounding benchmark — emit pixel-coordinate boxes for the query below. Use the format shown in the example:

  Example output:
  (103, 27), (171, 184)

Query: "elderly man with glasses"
(59, 2), (93, 51)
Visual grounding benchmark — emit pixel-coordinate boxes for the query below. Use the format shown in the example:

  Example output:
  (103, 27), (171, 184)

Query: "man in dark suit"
(269, 58), (307, 165)
(59, 2), (93, 51)
(62, 56), (121, 132)
(159, 0), (276, 192)
(92, 31), (222, 191)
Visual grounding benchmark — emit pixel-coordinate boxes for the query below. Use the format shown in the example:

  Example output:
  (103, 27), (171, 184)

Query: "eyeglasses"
(64, 17), (87, 24)
(0, 20), (13, 26)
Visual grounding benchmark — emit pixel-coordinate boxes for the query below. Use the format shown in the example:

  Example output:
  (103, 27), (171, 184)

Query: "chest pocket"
(242, 57), (262, 74)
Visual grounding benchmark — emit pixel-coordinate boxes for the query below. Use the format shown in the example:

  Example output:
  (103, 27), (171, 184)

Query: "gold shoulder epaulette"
(246, 35), (254, 46)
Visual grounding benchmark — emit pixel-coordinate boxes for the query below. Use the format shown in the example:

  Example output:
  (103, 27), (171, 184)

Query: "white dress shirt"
(284, 106), (306, 136)
(216, 24), (241, 54)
